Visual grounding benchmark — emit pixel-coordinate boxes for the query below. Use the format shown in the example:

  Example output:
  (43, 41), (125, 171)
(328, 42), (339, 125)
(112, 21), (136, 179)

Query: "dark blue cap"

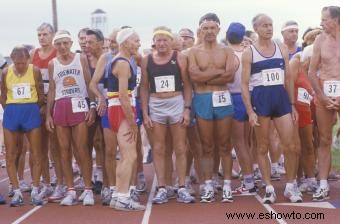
(226, 22), (246, 42)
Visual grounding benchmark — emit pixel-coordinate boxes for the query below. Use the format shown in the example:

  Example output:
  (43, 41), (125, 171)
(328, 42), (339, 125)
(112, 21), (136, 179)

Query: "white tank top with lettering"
(53, 53), (88, 100)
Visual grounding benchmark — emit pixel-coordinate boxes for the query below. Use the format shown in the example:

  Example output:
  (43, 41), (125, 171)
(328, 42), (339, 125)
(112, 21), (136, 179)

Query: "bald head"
(252, 14), (273, 40)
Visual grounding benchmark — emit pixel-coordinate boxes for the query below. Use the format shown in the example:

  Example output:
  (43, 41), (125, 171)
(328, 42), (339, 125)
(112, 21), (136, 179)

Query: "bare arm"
(178, 52), (192, 107)
(308, 36), (324, 98)
(33, 66), (44, 106)
(289, 57), (300, 86)
(241, 48), (259, 127)
(280, 43), (295, 104)
(116, 60), (137, 128)
(206, 47), (235, 85)
(0, 69), (8, 108)
(46, 61), (56, 118)
(80, 55), (95, 103)
(89, 53), (107, 101)
(140, 55), (150, 118)
(187, 48), (222, 83)
(241, 48), (253, 114)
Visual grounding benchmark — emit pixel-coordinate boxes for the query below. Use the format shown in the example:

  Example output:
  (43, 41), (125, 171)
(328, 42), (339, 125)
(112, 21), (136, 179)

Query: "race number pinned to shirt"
(297, 88), (312, 104)
(71, 97), (89, 113)
(262, 68), (284, 86)
(12, 83), (31, 99)
(212, 91), (231, 107)
(323, 80), (340, 97)
(154, 75), (175, 92)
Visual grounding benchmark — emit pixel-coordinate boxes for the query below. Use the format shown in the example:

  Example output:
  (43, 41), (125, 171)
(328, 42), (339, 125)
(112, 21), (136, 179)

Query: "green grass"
(331, 120), (340, 171)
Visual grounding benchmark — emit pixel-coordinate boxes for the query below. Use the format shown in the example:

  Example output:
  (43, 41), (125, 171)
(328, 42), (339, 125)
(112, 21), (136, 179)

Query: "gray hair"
(252, 13), (268, 29)
(10, 45), (30, 60)
(37, 22), (55, 34)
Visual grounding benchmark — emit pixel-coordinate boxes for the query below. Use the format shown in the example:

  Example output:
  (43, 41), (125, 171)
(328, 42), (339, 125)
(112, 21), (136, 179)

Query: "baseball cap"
(226, 22), (245, 42)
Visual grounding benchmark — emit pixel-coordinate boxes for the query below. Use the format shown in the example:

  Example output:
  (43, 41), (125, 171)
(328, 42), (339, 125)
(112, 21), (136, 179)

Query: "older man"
(308, 6), (340, 201)
(188, 13), (235, 203)
(241, 14), (300, 204)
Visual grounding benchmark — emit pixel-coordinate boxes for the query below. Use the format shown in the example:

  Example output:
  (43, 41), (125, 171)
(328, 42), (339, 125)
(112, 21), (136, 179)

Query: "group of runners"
(0, 5), (339, 212)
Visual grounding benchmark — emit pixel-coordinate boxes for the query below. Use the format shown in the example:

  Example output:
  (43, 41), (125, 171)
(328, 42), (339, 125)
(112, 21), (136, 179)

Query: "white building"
(91, 9), (108, 36)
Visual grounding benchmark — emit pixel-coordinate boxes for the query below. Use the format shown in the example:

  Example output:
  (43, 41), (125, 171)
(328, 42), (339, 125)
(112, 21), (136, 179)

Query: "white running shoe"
(48, 185), (65, 203)
(60, 190), (77, 206)
(83, 190), (94, 206)
(114, 197), (145, 211)
(262, 190), (276, 204)
(19, 181), (31, 192)
(284, 185), (302, 203)
(312, 186), (330, 201)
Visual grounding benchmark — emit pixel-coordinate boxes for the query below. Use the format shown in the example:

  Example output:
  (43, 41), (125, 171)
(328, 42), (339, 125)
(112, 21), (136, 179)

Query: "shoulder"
(242, 46), (252, 62)
(30, 48), (38, 59)
(221, 45), (234, 54)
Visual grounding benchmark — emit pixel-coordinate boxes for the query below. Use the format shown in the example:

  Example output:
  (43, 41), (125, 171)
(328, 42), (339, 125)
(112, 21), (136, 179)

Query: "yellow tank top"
(6, 64), (38, 104)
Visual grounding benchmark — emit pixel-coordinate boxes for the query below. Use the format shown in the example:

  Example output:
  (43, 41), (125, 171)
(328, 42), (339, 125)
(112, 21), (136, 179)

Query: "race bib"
(297, 88), (312, 104)
(212, 91), (231, 107)
(12, 83), (31, 99)
(262, 68), (284, 86)
(154, 75), (175, 92)
(71, 98), (89, 113)
(323, 80), (340, 97)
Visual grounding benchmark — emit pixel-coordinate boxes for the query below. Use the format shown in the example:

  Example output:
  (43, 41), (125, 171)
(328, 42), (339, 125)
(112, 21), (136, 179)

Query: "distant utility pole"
(52, 0), (58, 31)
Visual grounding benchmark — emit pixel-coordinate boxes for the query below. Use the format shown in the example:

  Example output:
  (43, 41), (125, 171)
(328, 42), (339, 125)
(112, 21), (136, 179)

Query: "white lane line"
(11, 205), (42, 224)
(10, 175), (81, 224)
(0, 168), (30, 184)
(255, 195), (287, 224)
(141, 174), (157, 224)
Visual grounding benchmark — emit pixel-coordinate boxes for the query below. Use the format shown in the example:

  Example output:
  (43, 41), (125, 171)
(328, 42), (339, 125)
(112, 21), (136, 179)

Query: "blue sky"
(0, 0), (338, 56)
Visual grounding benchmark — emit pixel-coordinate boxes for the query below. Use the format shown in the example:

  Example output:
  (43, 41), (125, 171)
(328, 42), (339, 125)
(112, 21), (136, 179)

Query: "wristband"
(184, 105), (191, 110)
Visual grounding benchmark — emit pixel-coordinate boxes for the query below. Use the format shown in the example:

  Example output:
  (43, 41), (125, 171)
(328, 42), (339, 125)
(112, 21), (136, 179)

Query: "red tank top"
(32, 48), (57, 70)
(32, 48), (57, 94)
(294, 69), (314, 106)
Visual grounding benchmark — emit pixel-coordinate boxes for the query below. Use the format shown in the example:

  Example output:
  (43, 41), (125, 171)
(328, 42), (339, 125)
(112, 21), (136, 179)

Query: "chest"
(321, 40), (340, 63)
(195, 50), (227, 70)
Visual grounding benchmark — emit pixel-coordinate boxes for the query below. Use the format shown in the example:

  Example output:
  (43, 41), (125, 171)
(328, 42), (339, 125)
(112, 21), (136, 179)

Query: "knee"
(201, 144), (214, 158)
(319, 135), (332, 148)
(219, 147), (231, 157)
(153, 143), (166, 157)
(257, 141), (269, 156)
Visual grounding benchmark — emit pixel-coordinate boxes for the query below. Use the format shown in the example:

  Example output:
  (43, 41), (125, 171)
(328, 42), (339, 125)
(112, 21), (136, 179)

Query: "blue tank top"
(250, 41), (285, 87)
(107, 57), (136, 92)
(288, 46), (302, 60)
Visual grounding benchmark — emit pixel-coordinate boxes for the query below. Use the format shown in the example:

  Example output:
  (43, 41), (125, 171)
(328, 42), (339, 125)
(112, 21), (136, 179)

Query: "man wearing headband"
(281, 20), (302, 59)
(241, 14), (300, 204)
(46, 30), (96, 206)
(179, 28), (195, 49)
(188, 13), (236, 203)
(104, 28), (145, 211)
(308, 6), (340, 201)
(31, 22), (59, 202)
(140, 26), (194, 204)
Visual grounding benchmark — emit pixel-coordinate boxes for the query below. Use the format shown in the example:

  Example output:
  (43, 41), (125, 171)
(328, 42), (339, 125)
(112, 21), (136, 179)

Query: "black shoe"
(93, 181), (103, 195)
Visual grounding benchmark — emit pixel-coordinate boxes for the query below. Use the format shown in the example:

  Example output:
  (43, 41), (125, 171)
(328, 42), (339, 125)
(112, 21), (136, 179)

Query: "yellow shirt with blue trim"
(6, 64), (38, 104)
